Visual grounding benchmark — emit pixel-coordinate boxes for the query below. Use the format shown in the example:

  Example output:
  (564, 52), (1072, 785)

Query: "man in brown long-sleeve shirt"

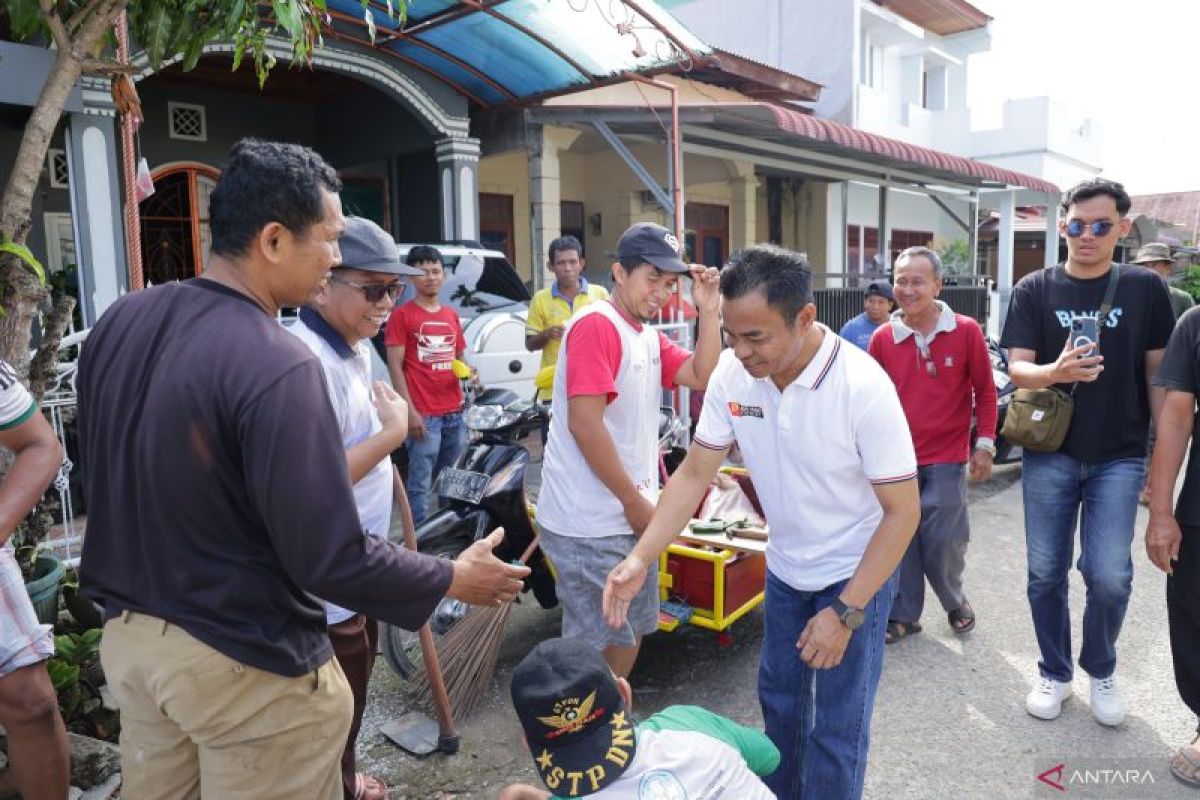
(78, 139), (528, 800)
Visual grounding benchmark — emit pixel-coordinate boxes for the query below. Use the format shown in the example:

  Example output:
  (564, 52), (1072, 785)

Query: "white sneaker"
(1090, 675), (1128, 726)
(1026, 676), (1073, 720)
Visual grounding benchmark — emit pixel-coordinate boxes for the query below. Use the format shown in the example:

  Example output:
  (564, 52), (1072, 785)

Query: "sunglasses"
(1065, 219), (1116, 238)
(328, 274), (403, 303)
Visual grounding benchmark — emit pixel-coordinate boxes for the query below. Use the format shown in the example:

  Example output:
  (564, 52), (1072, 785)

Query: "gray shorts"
(538, 526), (659, 649)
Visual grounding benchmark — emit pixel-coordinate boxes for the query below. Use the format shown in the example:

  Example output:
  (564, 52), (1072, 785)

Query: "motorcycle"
(382, 389), (686, 680)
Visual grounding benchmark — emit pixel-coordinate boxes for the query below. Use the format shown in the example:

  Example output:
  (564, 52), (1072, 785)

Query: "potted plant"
(14, 489), (66, 625)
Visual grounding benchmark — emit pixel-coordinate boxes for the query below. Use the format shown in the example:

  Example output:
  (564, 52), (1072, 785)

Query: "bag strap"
(1095, 264), (1121, 345)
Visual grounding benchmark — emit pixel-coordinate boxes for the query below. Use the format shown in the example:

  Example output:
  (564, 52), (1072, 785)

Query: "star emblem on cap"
(609, 711), (627, 729)
(536, 749), (554, 770)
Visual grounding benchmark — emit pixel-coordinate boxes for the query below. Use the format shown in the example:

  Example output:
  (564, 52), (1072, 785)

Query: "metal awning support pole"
(621, 71), (684, 243)
(1043, 194), (1060, 269)
(877, 182), (889, 276)
(997, 190), (1016, 329)
(591, 119), (673, 213)
(965, 192), (977, 267)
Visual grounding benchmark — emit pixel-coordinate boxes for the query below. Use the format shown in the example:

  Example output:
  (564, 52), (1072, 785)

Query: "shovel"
(380, 465), (460, 757)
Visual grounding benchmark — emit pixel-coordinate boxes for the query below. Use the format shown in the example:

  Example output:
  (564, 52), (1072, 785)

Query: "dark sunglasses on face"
(328, 274), (403, 303)
(1065, 219), (1116, 238)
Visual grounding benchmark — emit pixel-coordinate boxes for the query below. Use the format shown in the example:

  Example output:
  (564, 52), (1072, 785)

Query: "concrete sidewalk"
(358, 463), (1195, 798)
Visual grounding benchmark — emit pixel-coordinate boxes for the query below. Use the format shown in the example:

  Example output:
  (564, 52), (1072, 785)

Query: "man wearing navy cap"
(499, 637), (779, 799)
(290, 216), (424, 800)
(839, 279), (894, 350)
(536, 222), (721, 678)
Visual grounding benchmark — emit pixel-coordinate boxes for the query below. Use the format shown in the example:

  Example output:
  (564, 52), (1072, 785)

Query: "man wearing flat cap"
(289, 216), (424, 800)
(840, 279), (894, 350)
(1133, 242), (1193, 321)
(535, 222), (721, 678)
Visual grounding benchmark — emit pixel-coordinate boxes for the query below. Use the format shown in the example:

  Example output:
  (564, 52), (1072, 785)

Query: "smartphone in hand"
(1070, 316), (1100, 358)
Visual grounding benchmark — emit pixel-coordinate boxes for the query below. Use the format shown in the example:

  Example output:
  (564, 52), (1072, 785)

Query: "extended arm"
(0, 410), (61, 546)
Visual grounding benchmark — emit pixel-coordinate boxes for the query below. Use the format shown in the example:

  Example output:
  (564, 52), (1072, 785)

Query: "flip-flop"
(948, 603), (976, 635)
(1171, 746), (1200, 788)
(354, 773), (389, 800)
(885, 620), (922, 644)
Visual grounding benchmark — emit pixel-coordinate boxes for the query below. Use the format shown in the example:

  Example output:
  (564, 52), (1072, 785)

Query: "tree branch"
(65, 0), (110, 36)
(36, 0), (73, 55)
(79, 58), (140, 75)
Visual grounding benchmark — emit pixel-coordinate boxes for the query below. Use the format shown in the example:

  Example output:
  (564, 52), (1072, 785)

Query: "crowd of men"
(1, 137), (1199, 800)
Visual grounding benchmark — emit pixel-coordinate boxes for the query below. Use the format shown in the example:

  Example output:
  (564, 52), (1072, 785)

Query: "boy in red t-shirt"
(385, 245), (468, 523)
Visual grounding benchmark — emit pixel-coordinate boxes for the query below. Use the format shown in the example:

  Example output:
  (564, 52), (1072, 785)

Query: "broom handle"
(392, 465), (458, 745)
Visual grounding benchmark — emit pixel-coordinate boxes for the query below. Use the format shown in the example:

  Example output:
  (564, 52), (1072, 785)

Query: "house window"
(168, 102), (207, 142)
(860, 37), (883, 89)
(47, 149), (69, 189)
(479, 192), (515, 264)
(560, 200), (585, 255)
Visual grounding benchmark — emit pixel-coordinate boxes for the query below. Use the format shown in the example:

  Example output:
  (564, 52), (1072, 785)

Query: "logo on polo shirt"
(728, 401), (763, 418)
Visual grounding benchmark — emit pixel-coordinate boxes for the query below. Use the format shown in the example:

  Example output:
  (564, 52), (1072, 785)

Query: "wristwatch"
(975, 441), (997, 458)
(830, 597), (866, 631)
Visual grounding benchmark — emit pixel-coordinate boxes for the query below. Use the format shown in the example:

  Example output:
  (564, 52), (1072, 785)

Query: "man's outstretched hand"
(446, 528), (531, 607)
(602, 554), (650, 628)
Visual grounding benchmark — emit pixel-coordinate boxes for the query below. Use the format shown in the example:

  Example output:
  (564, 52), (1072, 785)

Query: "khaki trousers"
(101, 611), (352, 800)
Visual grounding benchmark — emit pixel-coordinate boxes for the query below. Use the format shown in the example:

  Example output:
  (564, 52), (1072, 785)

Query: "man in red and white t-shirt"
(536, 222), (721, 677)
(385, 245), (469, 524)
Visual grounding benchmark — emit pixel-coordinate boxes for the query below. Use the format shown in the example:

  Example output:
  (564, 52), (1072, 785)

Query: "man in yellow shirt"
(526, 236), (609, 404)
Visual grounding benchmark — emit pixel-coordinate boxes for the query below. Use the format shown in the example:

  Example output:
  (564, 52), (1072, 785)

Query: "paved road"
(358, 462), (1194, 799)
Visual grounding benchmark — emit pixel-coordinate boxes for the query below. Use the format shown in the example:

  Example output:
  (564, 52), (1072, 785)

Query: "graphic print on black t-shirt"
(1000, 264), (1175, 462)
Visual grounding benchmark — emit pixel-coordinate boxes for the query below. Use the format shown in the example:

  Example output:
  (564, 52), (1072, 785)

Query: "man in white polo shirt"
(603, 244), (919, 799)
(290, 216), (425, 800)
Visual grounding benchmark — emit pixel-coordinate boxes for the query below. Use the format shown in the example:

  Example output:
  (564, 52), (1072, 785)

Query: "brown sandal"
(1171, 741), (1200, 788)
(354, 773), (389, 800)
(885, 621), (922, 644)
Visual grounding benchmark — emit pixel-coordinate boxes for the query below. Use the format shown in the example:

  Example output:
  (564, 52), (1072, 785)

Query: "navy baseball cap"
(338, 216), (422, 276)
(511, 638), (637, 797)
(865, 279), (894, 302)
(616, 222), (689, 273)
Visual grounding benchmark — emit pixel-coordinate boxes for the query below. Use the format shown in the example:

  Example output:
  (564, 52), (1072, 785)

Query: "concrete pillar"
(435, 136), (481, 242)
(1044, 196), (1060, 269)
(728, 163), (758, 252)
(65, 77), (127, 325)
(997, 190), (1016, 329)
(528, 126), (582, 291)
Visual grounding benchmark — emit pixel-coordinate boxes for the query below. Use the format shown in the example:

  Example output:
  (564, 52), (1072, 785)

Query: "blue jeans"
(1021, 451), (1144, 682)
(406, 412), (468, 524)
(759, 570), (896, 800)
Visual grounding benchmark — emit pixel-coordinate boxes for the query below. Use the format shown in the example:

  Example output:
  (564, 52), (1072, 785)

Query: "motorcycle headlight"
(464, 403), (520, 431)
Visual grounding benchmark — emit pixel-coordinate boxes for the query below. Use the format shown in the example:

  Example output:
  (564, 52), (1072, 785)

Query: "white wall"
(665, 0), (858, 122)
(970, 96), (1102, 188)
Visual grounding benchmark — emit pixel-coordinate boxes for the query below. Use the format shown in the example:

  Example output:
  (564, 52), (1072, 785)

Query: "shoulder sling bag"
(1000, 264), (1120, 453)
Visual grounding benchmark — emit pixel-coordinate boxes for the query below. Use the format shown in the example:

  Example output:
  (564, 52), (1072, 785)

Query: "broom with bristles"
(409, 534), (540, 721)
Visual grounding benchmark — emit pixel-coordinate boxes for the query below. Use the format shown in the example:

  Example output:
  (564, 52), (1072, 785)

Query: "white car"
(395, 244), (540, 400)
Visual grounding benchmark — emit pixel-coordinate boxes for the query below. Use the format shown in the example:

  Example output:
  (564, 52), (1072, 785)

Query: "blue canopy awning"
(322, 0), (710, 106)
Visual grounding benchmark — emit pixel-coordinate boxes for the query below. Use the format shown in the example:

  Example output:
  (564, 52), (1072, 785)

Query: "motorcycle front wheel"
(381, 539), (473, 681)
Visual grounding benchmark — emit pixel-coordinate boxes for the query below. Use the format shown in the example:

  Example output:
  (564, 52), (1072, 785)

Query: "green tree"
(0, 0), (404, 370)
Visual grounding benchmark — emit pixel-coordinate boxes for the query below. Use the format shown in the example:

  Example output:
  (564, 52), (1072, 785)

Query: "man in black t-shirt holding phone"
(1000, 178), (1174, 729)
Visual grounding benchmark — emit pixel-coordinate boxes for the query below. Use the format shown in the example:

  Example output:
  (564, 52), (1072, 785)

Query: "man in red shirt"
(868, 246), (997, 643)
(385, 245), (468, 523)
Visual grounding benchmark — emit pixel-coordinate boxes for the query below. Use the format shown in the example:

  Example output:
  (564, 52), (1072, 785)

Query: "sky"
(967, 0), (1198, 195)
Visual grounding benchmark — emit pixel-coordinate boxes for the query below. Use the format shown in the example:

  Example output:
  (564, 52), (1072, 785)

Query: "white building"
(661, 0), (1082, 318)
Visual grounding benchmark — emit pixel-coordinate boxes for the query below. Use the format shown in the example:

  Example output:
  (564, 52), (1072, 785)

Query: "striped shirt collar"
(795, 324), (841, 391)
